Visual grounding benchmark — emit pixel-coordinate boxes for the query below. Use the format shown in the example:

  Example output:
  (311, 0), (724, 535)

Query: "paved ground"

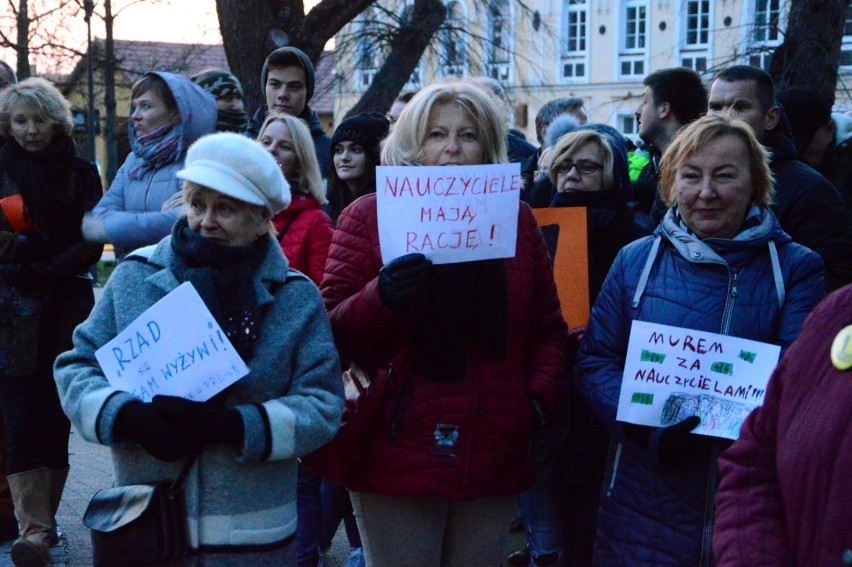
(0, 427), (354, 566)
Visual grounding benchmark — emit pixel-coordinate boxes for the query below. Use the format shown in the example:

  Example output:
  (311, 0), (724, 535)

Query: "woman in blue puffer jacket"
(574, 115), (824, 566)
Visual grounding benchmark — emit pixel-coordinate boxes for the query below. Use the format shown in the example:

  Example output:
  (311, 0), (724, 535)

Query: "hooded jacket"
(547, 123), (649, 303)
(321, 194), (567, 500)
(246, 48), (332, 176)
(762, 114), (852, 292)
(575, 206), (824, 566)
(92, 72), (217, 259)
(54, 233), (343, 561)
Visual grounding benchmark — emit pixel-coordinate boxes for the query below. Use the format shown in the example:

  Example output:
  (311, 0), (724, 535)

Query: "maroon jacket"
(272, 194), (333, 286)
(321, 194), (567, 500)
(713, 284), (852, 567)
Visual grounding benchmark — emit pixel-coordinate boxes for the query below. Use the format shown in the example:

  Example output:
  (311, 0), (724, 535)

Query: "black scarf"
(0, 135), (79, 234)
(409, 260), (508, 383)
(169, 217), (269, 360)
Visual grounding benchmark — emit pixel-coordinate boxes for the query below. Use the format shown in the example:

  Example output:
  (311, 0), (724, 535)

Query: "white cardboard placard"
(95, 282), (249, 402)
(617, 321), (781, 440)
(376, 164), (521, 264)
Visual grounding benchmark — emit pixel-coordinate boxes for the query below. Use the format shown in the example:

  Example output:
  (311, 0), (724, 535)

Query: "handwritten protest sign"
(95, 282), (249, 403)
(532, 208), (589, 329)
(617, 321), (780, 440)
(376, 164), (521, 264)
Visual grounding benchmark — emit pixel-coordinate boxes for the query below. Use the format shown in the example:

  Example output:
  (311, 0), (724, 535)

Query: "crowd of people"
(0, 49), (850, 567)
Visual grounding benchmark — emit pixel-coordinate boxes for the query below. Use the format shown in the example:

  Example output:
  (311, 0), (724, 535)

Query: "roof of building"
(63, 39), (334, 114)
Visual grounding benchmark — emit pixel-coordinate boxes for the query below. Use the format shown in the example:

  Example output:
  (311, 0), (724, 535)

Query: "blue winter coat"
(574, 206), (824, 566)
(92, 72), (217, 259)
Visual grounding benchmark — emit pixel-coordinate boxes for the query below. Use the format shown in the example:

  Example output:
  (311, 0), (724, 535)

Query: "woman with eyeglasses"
(513, 125), (649, 567)
(548, 125), (650, 303)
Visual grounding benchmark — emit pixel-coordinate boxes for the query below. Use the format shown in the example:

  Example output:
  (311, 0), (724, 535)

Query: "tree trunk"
(216, 0), (281, 114)
(104, 0), (119, 184)
(216, 0), (376, 115)
(769, 0), (848, 104)
(15, 0), (30, 79)
(344, 0), (446, 118)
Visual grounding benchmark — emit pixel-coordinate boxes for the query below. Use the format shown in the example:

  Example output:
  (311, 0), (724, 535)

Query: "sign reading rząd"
(617, 321), (781, 440)
(376, 164), (521, 265)
(95, 282), (249, 403)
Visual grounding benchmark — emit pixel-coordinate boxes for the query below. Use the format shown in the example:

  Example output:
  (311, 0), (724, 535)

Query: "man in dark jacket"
(246, 47), (332, 176)
(777, 87), (852, 211)
(520, 97), (587, 202)
(634, 67), (707, 221)
(709, 65), (852, 292)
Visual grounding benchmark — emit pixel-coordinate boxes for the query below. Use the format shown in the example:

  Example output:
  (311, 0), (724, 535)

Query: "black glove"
(378, 253), (432, 311)
(624, 416), (703, 465)
(652, 416), (702, 465)
(152, 395), (244, 447)
(113, 402), (200, 462)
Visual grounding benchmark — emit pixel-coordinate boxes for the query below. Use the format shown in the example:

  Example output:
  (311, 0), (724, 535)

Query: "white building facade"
(334, 0), (852, 143)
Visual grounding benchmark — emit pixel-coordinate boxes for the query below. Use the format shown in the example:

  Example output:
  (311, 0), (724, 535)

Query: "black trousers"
(0, 279), (93, 473)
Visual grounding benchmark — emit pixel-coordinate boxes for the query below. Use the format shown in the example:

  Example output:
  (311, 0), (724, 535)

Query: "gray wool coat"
(54, 234), (343, 565)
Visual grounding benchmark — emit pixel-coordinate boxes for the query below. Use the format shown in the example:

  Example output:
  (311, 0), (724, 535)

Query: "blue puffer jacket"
(93, 72), (216, 258)
(574, 206), (824, 566)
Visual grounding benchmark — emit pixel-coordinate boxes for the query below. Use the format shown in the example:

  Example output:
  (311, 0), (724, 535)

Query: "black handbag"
(82, 455), (197, 566)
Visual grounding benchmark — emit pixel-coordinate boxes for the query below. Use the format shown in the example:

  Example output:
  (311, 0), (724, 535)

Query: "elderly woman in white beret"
(55, 132), (344, 565)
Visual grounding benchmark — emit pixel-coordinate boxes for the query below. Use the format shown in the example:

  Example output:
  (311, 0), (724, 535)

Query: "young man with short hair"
(246, 47), (332, 176)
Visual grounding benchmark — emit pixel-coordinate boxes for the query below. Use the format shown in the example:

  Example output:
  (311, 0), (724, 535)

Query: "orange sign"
(532, 208), (589, 329)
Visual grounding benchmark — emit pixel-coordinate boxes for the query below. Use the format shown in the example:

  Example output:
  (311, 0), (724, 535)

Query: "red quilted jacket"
(320, 193), (567, 500)
(272, 194), (333, 286)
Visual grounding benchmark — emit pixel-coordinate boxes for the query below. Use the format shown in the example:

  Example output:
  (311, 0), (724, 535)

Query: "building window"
(753, 0), (781, 42)
(484, 0), (512, 82)
(680, 55), (707, 74)
(439, 1), (467, 77)
(564, 0), (588, 54)
(561, 0), (588, 81)
(841, 3), (852, 68)
(749, 0), (783, 70)
(681, 0), (710, 76)
(354, 9), (382, 91)
(624, 1), (646, 50)
(617, 112), (639, 142)
(685, 0), (710, 46)
(619, 0), (647, 79)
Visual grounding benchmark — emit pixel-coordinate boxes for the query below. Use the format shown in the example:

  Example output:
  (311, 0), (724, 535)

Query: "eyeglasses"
(556, 160), (603, 175)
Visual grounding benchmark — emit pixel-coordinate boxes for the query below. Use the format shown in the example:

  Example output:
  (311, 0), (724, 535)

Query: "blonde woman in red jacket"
(257, 112), (333, 565)
(321, 79), (567, 567)
(258, 112), (332, 286)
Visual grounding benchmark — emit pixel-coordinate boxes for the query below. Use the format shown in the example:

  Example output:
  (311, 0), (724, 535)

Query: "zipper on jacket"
(143, 174), (156, 211)
(605, 442), (623, 498)
(699, 442), (722, 567)
(720, 268), (738, 335)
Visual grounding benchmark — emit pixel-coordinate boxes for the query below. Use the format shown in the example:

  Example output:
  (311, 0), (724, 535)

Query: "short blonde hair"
(381, 78), (507, 166)
(257, 112), (326, 205)
(660, 114), (774, 207)
(549, 130), (614, 191)
(0, 77), (73, 139)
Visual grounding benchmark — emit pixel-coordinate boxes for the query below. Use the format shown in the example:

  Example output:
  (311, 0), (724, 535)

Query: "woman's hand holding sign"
(379, 253), (433, 311)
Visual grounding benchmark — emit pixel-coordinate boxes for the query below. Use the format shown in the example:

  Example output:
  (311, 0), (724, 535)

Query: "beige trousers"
(350, 491), (516, 567)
